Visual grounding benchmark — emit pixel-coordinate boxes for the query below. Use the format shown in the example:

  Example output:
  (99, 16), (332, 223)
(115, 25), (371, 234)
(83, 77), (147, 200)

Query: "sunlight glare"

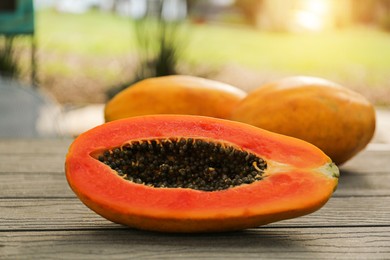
(306, 0), (329, 15)
(295, 10), (324, 31)
(291, 0), (332, 32)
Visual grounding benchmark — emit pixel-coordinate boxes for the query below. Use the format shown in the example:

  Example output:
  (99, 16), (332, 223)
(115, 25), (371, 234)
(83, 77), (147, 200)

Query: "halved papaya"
(104, 75), (246, 122)
(65, 115), (339, 233)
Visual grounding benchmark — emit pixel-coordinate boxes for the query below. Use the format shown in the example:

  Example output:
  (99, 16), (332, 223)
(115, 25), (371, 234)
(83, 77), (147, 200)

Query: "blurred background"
(1, 0), (390, 138)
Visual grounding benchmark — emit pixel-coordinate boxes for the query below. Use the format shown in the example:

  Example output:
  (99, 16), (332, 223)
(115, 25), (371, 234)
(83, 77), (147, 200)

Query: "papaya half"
(65, 115), (339, 233)
(104, 75), (246, 122)
(230, 76), (376, 165)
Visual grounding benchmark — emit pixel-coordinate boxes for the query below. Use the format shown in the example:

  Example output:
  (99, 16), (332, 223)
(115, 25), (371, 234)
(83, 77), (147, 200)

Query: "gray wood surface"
(1, 227), (389, 259)
(1, 196), (390, 230)
(1, 139), (390, 259)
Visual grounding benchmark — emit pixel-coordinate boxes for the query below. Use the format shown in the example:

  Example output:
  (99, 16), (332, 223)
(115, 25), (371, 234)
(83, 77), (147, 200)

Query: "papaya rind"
(65, 115), (339, 233)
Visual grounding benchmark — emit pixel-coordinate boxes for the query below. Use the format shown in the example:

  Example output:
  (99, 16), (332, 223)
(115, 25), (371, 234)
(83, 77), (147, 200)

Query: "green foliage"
(380, 15), (390, 31)
(234, 0), (263, 26)
(0, 36), (20, 79)
(133, 18), (185, 81)
(184, 24), (390, 81)
(34, 10), (390, 98)
(108, 12), (187, 98)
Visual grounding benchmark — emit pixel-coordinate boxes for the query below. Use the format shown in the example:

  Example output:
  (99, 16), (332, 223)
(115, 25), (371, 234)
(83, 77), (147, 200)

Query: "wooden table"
(1, 139), (389, 259)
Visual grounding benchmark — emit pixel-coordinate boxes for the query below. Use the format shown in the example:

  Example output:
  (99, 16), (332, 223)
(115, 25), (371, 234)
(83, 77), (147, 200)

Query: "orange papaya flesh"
(65, 115), (339, 233)
(104, 75), (246, 122)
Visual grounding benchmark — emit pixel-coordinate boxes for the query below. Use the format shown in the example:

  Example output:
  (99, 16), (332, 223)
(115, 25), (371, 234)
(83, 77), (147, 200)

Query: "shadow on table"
(51, 227), (308, 257)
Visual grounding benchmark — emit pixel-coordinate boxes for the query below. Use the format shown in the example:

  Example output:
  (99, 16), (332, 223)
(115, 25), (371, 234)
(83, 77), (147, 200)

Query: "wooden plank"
(0, 172), (73, 198)
(1, 169), (390, 198)
(0, 153), (65, 173)
(0, 138), (72, 154)
(1, 140), (388, 259)
(1, 148), (389, 174)
(1, 227), (389, 259)
(1, 140), (389, 174)
(1, 196), (389, 231)
(335, 171), (390, 196)
(340, 145), (390, 174)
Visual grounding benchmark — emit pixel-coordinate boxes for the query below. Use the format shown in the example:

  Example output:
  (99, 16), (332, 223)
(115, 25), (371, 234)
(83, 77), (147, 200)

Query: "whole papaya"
(105, 75), (246, 122)
(230, 76), (376, 165)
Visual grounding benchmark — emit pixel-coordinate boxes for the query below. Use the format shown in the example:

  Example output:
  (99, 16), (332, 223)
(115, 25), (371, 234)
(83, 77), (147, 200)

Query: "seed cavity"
(94, 138), (267, 192)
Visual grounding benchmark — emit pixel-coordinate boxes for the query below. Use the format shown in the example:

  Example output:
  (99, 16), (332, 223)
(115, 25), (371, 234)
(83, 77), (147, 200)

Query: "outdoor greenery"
(126, 14), (187, 90)
(16, 9), (390, 105)
(0, 36), (20, 79)
(106, 16), (187, 98)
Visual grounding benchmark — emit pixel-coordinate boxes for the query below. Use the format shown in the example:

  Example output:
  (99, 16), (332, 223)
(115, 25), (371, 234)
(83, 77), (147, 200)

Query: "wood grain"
(1, 140), (390, 174)
(0, 138), (72, 154)
(1, 227), (389, 259)
(1, 139), (389, 259)
(1, 196), (389, 230)
(1, 169), (390, 198)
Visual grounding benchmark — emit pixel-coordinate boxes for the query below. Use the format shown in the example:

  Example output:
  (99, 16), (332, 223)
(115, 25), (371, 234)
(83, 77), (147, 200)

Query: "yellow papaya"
(104, 75), (246, 122)
(230, 76), (376, 165)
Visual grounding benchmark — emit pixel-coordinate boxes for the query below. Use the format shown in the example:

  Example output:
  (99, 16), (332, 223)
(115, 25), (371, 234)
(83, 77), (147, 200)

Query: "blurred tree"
(234, 0), (263, 26)
(0, 36), (19, 79)
(107, 0), (187, 98)
(351, 0), (390, 29)
(132, 0), (187, 79)
(234, 0), (390, 31)
(376, 0), (390, 30)
(352, 0), (379, 23)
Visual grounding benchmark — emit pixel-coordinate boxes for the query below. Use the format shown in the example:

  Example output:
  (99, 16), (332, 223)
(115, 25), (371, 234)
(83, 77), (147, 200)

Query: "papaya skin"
(65, 115), (339, 233)
(230, 76), (376, 165)
(104, 75), (246, 122)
